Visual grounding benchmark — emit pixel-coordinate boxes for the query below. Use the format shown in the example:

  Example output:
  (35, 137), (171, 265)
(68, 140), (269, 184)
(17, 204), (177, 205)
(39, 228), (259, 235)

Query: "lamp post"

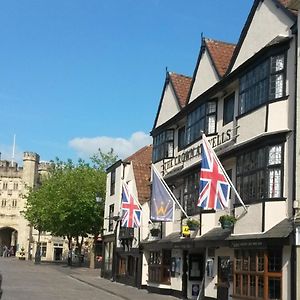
(111, 215), (122, 282)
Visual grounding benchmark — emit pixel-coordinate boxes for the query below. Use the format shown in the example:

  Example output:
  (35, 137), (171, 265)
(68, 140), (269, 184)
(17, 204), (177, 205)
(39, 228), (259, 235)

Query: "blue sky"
(0, 0), (253, 164)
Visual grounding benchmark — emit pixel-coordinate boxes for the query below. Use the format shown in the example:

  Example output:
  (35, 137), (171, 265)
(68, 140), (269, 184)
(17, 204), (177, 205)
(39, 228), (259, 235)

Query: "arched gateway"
(0, 227), (18, 256)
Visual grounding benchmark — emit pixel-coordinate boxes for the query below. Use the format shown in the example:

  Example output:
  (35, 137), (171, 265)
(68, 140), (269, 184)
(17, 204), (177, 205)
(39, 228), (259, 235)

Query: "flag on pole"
(121, 182), (141, 228)
(198, 134), (230, 210)
(150, 166), (174, 222)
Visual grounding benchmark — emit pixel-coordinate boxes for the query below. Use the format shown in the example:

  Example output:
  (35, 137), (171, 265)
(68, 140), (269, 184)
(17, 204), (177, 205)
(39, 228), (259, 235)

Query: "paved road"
(0, 257), (121, 300)
(0, 257), (179, 300)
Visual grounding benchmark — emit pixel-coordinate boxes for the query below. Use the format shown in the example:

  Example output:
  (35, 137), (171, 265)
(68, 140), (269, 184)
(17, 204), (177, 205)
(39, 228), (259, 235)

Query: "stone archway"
(0, 227), (18, 256)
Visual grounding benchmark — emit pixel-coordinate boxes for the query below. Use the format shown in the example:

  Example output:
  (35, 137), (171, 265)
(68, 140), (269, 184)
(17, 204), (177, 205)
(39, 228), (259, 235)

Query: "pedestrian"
(2, 246), (7, 257)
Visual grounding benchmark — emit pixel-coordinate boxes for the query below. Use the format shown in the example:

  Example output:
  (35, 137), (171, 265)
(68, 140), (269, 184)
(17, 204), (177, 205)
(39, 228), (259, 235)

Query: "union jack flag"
(197, 134), (230, 210)
(121, 183), (141, 228)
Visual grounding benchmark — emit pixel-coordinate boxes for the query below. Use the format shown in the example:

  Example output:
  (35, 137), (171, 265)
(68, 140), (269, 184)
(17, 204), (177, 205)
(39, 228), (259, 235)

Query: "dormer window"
(239, 53), (286, 115)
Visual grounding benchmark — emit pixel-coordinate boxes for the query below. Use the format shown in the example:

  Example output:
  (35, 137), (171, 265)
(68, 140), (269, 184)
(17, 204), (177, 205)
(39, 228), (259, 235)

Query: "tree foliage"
(24, 149), (118, 250)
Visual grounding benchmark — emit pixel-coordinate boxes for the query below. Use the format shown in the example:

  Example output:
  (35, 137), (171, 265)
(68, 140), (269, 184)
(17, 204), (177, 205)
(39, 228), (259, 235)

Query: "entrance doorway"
(54, 247), (63, 260)
(0, 227), (18, 256)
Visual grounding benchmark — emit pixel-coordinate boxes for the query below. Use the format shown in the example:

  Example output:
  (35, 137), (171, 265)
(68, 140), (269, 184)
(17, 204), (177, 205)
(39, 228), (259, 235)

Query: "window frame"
(110, 169), (116, 196)
(148, 250), (171, 285)
(178, 126), (186, 151)
(233, 248), (282, 299)
(223, 93), (235, 125)
(182, 171), (200, 216)
(238, 52), (287, 116)
(153, 129), (174, 163)
(185, 100), (217, 146)
(236, 143), (283, 205)
(108, 204), (114, 232)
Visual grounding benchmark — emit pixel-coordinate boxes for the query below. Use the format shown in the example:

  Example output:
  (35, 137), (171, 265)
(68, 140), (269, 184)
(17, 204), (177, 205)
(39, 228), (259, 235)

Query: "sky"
(0, 0), (253, 164)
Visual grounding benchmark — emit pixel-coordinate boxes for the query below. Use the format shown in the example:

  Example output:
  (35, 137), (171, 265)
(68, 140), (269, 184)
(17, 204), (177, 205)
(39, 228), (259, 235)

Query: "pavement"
(50, 263), (179, 300)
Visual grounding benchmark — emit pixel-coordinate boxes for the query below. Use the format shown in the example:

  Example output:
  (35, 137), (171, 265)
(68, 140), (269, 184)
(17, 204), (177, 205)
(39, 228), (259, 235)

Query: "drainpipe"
(288, 2), (300, 299)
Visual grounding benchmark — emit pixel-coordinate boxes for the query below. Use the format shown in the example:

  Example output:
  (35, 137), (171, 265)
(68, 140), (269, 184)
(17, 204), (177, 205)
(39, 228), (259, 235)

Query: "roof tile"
(124, 145), (152, 205)
(205, 39), (236, 77)
(169, 72), (192, 108)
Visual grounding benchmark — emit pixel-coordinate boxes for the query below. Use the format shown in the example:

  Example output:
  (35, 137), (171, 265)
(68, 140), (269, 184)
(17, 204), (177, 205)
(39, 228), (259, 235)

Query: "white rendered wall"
(264, 201), (287, 231)
(234, 203), (263, 234)
(282, 245), (292, 300)
(156, 84), (181, 128)
(204, 247), (234, 300)
(268, 100), (289, 132)
(189, 51), (219, 103)
(236, 106), (266, 144)
(232, 0), (293, 71)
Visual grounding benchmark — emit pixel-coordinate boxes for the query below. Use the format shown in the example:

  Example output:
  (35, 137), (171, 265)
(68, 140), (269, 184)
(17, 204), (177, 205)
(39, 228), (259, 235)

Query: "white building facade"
(141, 1), (299, 300)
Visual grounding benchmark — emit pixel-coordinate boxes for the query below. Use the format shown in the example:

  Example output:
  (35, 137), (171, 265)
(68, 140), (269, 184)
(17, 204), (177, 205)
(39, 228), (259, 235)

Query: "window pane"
(178, 127), (185, 151)
(269, 277), (281, 300)
(270, 74), (283, 99)
(258, 276), (264, 298)
(207, 115), (216, 134)
(235, 274), (241, 295)
(250, 275), (256, 297)
(269, 145), (282, 165)
(250, 252), (256, 271)
(268, 169), (281, 198)
(258, 252), (264, 272)
(223, 93), (235, 125)
(207, 101), (216, 113)
(271, 55), (284, 72)
(242, 274), (248, 296)
(268, 249), (282, 272)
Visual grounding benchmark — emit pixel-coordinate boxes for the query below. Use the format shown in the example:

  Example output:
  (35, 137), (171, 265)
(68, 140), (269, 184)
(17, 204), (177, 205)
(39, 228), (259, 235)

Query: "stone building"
(0, 152), (67, 261)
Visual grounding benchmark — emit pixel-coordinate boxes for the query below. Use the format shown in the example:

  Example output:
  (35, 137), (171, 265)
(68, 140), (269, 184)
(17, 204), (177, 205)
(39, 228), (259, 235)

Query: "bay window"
(236, 144), (283, 204)
(239, 53), (286, 115)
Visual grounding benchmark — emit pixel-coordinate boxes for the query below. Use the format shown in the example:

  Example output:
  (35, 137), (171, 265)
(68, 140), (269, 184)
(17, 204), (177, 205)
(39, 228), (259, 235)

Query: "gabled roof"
(226, 0), (297, 75)
(124, 145), (152, 205)
(168, 72), (192, 108)
(152, 71), (192, 130)
(186, 37), (235, 103)
(205, 39), (236, 78)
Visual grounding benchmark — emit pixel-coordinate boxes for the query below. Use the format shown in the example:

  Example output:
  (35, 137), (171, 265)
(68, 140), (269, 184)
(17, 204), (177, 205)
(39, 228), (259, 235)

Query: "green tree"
(24, 149), (118, 266)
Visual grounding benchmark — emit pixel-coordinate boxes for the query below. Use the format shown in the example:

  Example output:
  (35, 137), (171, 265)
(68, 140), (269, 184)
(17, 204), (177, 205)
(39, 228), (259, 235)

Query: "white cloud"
(69, 131), (152, 159)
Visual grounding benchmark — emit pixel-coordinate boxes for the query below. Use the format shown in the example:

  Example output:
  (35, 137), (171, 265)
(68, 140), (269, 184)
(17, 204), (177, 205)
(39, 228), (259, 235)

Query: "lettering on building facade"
(162, 129), (232, 175)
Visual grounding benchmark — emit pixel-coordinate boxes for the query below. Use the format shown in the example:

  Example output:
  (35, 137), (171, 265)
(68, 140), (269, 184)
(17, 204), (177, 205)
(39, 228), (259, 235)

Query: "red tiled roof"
(205, 39), (236, 77)
(278, 0), (298, 15)
(124, 145), (152, 205)
(169, 72), (192, 108)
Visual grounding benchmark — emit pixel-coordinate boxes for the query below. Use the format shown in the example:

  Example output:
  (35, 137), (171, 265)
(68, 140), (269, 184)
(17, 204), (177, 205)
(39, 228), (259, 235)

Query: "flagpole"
(152, 164), (189, 219)
(202, 134), (248, 212)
